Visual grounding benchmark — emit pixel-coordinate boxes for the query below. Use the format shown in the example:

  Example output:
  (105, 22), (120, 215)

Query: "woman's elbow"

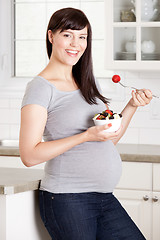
(21, 158), (34, 167)
(20, 152), (36, 167)
(22, 159), (34, 167)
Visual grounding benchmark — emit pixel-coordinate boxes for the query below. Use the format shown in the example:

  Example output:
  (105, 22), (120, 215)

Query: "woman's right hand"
(85, 123), (123, 142)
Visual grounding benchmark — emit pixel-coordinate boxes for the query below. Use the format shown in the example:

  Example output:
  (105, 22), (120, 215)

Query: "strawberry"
(96, 116), (101, 120)
(105, 110), (113, 115)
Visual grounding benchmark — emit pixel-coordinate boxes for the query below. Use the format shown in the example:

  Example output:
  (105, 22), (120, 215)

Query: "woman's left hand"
(129, 89), (152, 107)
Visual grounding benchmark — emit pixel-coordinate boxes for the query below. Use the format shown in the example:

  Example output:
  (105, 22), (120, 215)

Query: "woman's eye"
(64, 34), (71, 38)
(80, 36), (87, 40)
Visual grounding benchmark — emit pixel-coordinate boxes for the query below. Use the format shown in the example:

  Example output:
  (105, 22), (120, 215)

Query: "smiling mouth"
(66, 50), (79, 56)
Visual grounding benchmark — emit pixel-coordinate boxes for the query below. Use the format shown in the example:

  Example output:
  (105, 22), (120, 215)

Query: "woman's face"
(49, 26), (88, 66)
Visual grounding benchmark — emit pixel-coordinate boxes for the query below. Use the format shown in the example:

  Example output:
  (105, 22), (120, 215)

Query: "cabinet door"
(105, 0), (160, 70)
(153, 164), (160, 240)
(153, 163), (160, 192)
(116, 162), (152, 191)
(152, 191), (160, 240)
(114, 189), (152, 240)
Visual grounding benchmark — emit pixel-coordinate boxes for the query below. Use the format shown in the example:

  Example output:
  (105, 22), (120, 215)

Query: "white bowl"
(93, 117), (122, 133)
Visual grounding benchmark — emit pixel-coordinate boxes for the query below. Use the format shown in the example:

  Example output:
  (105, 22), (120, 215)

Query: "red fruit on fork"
(111, 74), (159, 98)
(112, 75), (121, 83)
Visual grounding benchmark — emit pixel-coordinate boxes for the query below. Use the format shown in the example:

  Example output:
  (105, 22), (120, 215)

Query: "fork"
(119, 82), (159, 98)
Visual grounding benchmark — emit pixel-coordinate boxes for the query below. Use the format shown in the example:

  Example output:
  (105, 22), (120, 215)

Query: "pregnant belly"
(45, 141), (122, 192)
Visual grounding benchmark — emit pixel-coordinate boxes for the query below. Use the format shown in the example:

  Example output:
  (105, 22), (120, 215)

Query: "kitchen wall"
(0, 0), (160, 146)
(0, 71), (160, 145)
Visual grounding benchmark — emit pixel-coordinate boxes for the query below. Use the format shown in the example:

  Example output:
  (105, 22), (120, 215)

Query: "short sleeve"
(21, 77), (52, 109)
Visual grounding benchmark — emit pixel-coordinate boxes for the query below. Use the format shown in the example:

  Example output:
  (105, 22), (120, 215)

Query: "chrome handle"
(153, 196), (158, 202)
(143, 195), (149, 201)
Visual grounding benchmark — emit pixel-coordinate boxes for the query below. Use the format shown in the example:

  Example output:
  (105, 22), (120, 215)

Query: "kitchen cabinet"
(152, 192), (160, 240)
(153, 164), (160, 240)
(0, 168), (50, 240)
(105, 0), (160, 70)
(114, 162), (160, 240)
(114, 189), (152, 239)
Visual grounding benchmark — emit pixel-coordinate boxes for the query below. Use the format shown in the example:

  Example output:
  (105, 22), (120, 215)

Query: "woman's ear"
(48, 30), (53, 44)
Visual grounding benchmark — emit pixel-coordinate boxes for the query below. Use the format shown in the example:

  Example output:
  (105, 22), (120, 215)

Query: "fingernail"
(108, 123), (112, 127)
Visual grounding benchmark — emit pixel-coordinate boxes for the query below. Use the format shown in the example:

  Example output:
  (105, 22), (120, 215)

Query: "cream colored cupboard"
(105, 0), (160, 70)
(114, 189), (152, 239)
(114, 162), (160, 240)
(152, 191), (160, 240)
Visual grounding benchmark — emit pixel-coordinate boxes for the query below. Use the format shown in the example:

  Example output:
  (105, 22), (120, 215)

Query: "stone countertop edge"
(1, 144), (160, 163)
(120, 154), (160, 163)
(116, 143), (160, 163)
(0, 147), (19, 156)
(0, 168), (44, 195)
(0, 180), (40, 195)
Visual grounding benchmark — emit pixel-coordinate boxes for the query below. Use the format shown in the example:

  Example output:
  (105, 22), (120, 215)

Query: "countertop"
(0, 143), (160, 163)
(0, 168), (44, 195)
(0, 143), (160, 195)
(116, 144), (160, 163)
(0, 145), (19, 156)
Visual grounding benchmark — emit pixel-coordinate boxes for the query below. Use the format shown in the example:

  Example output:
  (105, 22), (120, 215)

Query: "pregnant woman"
(19, 7), (152, 240)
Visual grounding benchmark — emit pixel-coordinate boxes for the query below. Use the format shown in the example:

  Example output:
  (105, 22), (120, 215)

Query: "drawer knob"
(143, 195), (149, 201)
(153, 196), (158, 202)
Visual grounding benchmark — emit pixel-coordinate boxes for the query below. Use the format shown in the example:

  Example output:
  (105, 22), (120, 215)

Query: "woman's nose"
(70, 37), (79, 47)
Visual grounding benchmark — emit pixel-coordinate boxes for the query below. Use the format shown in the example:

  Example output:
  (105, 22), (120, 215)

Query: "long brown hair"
(46, 7), (109, 105)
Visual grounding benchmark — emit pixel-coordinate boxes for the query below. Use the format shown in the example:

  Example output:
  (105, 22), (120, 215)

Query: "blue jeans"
(39, 190), (146, 240)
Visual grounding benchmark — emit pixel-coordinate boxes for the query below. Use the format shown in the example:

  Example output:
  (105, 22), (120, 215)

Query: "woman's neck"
(38, 60), (78, 91)
(40, 59), (73, 82)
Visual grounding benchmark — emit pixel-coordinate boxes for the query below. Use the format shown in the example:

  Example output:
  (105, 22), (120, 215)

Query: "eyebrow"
(62, 30), (88, 35)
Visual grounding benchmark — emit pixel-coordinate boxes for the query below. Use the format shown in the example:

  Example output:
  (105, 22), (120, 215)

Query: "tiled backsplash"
(0, 98), (21, 140)
(0, 71), (160, 145)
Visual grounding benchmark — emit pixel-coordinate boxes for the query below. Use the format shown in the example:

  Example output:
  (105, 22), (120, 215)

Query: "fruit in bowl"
(93, 109), (122, 133)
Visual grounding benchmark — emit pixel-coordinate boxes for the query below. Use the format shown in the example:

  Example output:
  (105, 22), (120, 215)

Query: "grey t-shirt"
(21, 76), (122, 193)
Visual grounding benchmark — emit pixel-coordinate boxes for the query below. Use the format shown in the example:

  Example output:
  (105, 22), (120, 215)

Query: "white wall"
(0, 0), (160, 146)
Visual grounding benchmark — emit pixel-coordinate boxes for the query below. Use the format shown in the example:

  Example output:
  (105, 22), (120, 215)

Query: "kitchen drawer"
(153, 163), (160, 192)
(116, 162), (152, 191)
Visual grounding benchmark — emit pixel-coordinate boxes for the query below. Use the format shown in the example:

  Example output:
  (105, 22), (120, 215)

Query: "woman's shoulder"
(28, 75), (52, 88)
(26, 75), (56, 96)
(21, 76), (54, 110)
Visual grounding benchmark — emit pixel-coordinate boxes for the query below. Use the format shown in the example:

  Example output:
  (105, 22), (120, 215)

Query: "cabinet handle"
(153, 196), (158, 202)
(143, 195), (149, 201)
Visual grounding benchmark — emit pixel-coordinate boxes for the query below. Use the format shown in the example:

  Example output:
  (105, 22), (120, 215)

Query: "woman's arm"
(112, 89), (152, 145)
(19, 104), (122, 167)
(19, 104), (88, 167)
